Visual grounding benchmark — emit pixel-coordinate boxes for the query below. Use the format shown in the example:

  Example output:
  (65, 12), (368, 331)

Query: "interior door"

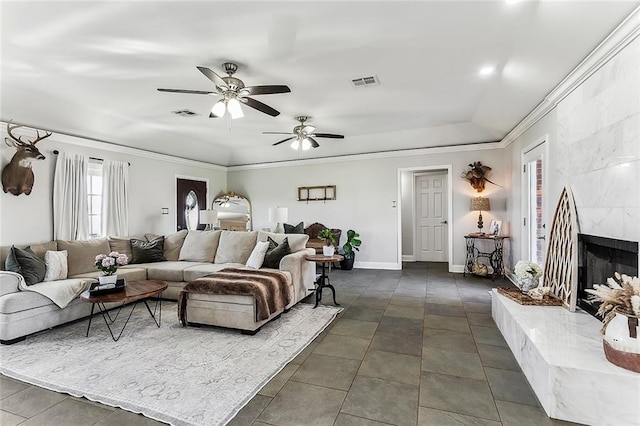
(176, 178), (207, 231)
(415, 172), (448, 262)
(523, 143), (546, 266)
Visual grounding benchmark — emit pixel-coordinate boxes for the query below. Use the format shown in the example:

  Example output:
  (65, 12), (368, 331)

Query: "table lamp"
(470, 197), (490, 234)
(199, 210), (218, 231)
(268, 207), (288, 233)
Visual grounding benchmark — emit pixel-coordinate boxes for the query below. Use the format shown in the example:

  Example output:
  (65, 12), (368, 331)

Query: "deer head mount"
(2, 122), (51, 196)
(461, 161), (501, 193)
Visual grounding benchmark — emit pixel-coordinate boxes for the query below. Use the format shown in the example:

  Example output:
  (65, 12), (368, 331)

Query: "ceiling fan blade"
(263, 131), (294, 135)
(196, 66), (228, 89)
(302, 125), (316, 133)
(244, 85), (291, 95)
(241, 97), (280, 117)
(272, 136), (296, 146)
(307, 137), (320, 148)
(313, 133), (345, 139)
(157, 88), (215, 95)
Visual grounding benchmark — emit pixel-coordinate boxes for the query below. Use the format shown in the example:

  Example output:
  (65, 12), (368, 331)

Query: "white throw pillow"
(245, 241), (270, 269)
(43, 250), (68, 281)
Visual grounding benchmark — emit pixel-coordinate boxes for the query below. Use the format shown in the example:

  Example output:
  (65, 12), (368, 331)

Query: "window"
(87, 161), (103, 238)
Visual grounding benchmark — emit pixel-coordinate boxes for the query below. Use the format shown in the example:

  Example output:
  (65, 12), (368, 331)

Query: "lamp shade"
(199, 209), (218, 225)
(268, 207), (288, 223)
(470, 197), (490, 212)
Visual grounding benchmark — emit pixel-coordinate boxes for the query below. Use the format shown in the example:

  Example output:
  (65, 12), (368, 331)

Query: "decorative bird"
(461, 161), (501, 192)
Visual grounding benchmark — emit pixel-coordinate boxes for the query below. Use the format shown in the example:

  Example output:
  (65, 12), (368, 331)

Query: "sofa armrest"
(0, 271), (24, 297)
(279, 248), (316, 303)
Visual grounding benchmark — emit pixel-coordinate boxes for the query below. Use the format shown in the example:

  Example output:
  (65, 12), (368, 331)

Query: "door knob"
(441, 220), (448, 224)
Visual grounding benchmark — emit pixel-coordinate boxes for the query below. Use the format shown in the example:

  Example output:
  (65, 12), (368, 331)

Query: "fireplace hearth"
(578, 234), (638, 317)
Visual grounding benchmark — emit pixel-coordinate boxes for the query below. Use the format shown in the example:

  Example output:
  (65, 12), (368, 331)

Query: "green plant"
(342, 229), (362, 259)
(318, 228), (336, 246)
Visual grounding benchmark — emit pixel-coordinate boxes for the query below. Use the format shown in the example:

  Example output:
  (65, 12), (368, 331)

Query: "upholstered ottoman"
(178, 268), (293, 334)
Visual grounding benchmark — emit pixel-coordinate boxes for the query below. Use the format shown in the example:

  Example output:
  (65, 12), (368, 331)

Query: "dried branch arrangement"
(586, 272), (640, 332)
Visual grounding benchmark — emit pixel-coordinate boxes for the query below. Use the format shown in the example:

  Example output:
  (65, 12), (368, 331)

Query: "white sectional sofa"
(0, 230), (315, 343)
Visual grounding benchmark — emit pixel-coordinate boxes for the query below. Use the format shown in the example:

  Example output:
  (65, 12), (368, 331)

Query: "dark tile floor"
(0, 263), (575, 425)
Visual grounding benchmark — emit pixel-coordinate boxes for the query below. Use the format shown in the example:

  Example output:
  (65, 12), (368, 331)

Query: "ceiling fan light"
(227, 98), (244, 119)
(290, 139), (300, 150)
(301, 138), (312, 151)
(211, 100), (226, 117)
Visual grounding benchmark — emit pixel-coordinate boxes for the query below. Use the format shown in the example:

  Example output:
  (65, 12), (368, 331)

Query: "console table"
(464, 235), (508, 280)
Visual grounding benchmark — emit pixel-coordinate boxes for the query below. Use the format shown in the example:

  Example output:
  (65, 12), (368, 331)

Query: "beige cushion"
(215, 231), (258, 265)
(70, 267), (147, 282)
(58, 238), (111, 276)
(161, 230), (188, 261)
(144, 261), (206, 282)
(108, 237), (133, 260)
(29, 241), (59, 260)
(179, 231), (221, 262)
(183, 263), (246, 282)
(258, 231), (309, 253)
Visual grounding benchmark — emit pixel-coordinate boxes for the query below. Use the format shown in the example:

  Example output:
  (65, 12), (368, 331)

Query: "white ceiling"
(1, 1), (637, 166)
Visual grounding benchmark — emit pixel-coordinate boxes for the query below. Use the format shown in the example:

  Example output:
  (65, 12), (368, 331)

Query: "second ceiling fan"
(265, 116), (344, 150)
(158, 62), (290, 118)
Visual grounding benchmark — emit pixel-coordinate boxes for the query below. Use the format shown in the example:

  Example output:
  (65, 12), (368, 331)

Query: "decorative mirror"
(185, 190), (199, 230)
(212, 191), (252, 231)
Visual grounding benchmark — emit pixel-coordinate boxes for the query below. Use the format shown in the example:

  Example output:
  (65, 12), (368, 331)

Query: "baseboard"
(402, 255), (416, 262)
(450, 264), (465, 273)
(354, 261), (402, 270)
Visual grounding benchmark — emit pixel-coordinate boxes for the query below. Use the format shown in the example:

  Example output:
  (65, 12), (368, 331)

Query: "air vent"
(351, 75), (380, 87)
(172, 109), (198, 117)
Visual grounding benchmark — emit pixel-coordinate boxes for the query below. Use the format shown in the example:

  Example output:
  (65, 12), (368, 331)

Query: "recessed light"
(479, 66), (495, 76)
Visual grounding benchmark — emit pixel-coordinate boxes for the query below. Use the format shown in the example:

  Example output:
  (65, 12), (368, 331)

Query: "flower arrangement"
(586, 272), (640, 322)
(95, 252), (129, 276)
(513, 260), (543, 280)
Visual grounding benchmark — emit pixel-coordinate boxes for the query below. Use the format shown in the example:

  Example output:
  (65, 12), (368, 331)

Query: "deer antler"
(5, 122), (52, 146)
(6, 122), (26, 146)
(31, 129), (53, 145)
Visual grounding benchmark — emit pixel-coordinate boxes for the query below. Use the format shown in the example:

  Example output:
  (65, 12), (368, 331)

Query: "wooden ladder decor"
(543, 186), (579, 311)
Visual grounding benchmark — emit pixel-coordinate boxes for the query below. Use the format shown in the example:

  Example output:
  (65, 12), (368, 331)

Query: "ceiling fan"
(264, 116), (345, 150)
(157, 62), (291, 119)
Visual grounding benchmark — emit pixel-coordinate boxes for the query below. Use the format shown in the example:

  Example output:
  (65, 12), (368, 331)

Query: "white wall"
(505, 36), (640, 265)
(0, 129), (227, 245)
(228, 146), (508, 270)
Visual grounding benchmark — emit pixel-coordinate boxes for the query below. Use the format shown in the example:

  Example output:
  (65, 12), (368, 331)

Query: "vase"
(602, 310), (640, 373)
(322, 245), (335, 256)
(518, 276), (539, 294)
(99, 274), (118, 285)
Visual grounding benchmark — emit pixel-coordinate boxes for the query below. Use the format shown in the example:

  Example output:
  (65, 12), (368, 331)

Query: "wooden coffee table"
(305, 254), (343, 308)
(81, 279), (168, 341)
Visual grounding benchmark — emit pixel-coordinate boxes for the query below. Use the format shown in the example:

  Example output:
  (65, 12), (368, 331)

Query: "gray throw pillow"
(284, 222), (304, 234)
(262, 237), (291, 269)
(130, 237), (165, 264)
(5, 246), (46, 286)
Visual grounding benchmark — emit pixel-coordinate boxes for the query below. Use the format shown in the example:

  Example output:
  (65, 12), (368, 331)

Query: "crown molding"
(227, 141), (502, 171)
(0, 120), (227, 171)
(499, 5), (640, 148)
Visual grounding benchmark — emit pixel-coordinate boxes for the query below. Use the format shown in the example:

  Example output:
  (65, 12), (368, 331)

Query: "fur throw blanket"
(178, 268), (291, 325)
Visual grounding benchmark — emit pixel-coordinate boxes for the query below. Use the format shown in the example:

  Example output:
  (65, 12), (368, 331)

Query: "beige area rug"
(0, 302), (341, 426)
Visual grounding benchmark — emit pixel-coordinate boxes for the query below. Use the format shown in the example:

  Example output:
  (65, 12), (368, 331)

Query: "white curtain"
(102, 160), (129, 236)
(53, 152), (89, 240)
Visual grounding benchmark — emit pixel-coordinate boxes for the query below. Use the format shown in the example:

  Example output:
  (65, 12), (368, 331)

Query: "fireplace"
(577, 234), (638, 317)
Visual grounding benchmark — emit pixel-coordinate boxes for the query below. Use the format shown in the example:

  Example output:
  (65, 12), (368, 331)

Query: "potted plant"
(340, 229), (362, 270)
(318, 228), (337, 256)
(95, 251), (129, 284)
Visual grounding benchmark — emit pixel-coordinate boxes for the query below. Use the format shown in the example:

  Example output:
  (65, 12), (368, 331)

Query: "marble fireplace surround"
(492, 290), (640, 426)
